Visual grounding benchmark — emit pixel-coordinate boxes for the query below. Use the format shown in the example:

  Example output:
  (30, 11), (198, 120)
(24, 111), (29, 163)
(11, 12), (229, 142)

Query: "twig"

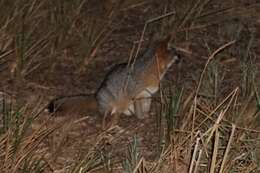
(188, 137), (200, 173)
(192, 40), (236, 142)
(209, 128), (219, 173)
(219, 124), (236, 173)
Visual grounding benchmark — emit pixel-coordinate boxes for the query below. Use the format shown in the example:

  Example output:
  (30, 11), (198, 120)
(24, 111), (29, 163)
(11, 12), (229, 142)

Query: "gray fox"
(47, 36), (180, 128)
(47, 94), (98, 116)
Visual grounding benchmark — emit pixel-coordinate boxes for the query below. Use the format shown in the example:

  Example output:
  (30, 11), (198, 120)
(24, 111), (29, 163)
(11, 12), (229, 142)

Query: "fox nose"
(174, 54), (181, 64)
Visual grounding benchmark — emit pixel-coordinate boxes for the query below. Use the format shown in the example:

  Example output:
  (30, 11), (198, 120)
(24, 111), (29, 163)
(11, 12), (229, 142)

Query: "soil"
(1, 1), (260, 172)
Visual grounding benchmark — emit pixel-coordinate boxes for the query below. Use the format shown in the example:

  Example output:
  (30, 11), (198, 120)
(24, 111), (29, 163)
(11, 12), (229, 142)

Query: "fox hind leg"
(123, 101), (135, 116)
(102, 110), (120, 130)
(102, 111), (110, 130)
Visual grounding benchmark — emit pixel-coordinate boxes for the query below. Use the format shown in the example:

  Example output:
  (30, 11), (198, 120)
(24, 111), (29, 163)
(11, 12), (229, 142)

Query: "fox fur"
(47, 36), (181, 127)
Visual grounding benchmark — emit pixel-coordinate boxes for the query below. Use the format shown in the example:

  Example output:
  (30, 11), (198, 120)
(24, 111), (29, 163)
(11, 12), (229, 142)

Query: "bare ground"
(1, 0), (260, 172)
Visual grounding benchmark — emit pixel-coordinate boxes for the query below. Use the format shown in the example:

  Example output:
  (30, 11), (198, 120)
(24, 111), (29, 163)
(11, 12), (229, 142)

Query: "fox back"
(96, 38), (180, 118)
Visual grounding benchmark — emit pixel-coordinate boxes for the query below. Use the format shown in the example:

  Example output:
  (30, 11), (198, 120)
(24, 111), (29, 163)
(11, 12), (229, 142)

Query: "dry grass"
(0, 0), (260, 172)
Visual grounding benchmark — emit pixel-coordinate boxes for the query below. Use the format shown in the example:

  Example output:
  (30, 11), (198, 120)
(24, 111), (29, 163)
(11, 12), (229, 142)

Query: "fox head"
(155, 36), (181, 73)
(150, 33), (181, 64)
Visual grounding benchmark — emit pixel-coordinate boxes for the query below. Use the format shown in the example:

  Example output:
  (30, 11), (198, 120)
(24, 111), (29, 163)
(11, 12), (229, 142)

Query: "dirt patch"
(1, 0), (260, 172)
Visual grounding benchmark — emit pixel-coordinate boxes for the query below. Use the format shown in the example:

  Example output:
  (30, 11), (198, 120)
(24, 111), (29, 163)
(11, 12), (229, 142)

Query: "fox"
(47, 94), (98, 116)
(47, 36), (181, 128)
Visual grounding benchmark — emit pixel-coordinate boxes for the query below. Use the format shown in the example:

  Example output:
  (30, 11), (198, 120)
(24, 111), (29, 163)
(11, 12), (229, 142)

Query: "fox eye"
(167, 42), (174, 51)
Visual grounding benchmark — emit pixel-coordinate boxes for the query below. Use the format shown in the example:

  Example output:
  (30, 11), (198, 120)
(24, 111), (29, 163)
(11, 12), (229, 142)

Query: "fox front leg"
(134, 97), (151, 119)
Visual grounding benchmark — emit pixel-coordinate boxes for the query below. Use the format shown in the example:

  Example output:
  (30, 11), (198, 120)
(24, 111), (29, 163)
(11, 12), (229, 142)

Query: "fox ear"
(167, 40), (175, 50)
(164, 35), (174, 50)
(165, 35), (171, 43)
(150, 32), (161, 42)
